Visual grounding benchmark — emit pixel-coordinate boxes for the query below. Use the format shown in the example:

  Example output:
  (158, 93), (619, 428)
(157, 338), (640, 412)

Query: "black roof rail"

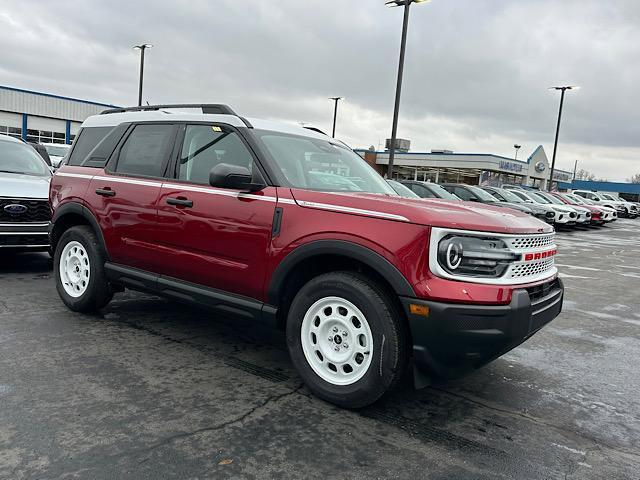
(100, 104), (238, 115)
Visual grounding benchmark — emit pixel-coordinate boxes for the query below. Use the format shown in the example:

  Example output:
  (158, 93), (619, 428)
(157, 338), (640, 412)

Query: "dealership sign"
(499, 161), (523, 173)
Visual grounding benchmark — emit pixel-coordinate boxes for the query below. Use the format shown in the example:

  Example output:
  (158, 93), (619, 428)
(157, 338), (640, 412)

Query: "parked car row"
(392, 180), (635, 230)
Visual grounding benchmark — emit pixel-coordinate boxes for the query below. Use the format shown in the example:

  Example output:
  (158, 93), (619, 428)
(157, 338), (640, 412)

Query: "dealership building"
(356, 145), (573, 189)
(0, 85), (117, 145)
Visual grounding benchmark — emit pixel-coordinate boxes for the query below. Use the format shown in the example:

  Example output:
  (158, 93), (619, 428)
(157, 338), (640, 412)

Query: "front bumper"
(402, 278), (564, 384)
(0, 222), (51, 250)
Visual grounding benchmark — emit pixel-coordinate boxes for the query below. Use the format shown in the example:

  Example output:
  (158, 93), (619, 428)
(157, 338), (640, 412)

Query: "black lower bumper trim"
(401, 278), (563, 382)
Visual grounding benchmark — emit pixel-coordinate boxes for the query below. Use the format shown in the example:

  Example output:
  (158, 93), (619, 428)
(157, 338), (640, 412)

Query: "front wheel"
(54, 225), (113, 312)
(286, 272), (408, 408)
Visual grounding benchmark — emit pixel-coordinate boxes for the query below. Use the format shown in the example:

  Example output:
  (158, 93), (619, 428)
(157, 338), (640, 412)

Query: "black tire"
(54, 225), (113, 312)
(286, 271), (408, 409)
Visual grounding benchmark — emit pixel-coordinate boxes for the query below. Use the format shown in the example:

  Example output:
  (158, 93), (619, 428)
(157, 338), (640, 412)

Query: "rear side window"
(67, 127), (113, 166)
(115, 124), (175, 177)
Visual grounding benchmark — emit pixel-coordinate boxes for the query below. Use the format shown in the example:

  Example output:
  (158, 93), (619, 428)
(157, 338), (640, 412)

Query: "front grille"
(508, 234), (555, 250)
(508, 258), (555, 279)
(0, 234), (49, 247)
(525, 278), (560, 302)
(0, 198), (51, 223)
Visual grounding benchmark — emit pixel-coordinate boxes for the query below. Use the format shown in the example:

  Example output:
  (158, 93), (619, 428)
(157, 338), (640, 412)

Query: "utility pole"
(385, 0), (429, 177)
(329, 97), (343, 138)
(548, 85), (578, 190)
(133, 44), (153, 107)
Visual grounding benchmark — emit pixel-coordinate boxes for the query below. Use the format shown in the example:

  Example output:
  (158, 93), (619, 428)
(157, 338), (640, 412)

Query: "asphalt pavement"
(1, 220), (639, 479)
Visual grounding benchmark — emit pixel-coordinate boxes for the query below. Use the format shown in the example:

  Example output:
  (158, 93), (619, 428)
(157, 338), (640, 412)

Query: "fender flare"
(51, 202), (110, 260)
(267, 240), (415, 305)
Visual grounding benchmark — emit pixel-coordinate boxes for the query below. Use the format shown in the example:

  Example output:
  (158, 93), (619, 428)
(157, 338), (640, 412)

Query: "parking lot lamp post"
(548, 85), (578, 190)
(514, 144), (521, 161)
(133, 44), (153, 107)
(329, 97), (343, 138)
(385, 0), (429, 178)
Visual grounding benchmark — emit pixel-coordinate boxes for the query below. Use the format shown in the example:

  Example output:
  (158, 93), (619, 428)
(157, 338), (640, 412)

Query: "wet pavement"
(1, 220), (639, 479)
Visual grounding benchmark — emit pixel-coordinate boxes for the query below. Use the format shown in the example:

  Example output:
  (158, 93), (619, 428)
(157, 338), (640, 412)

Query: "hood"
(290, 189), (553, 234)
(0, 172), (51, 199)
(549, 204), (576, 214)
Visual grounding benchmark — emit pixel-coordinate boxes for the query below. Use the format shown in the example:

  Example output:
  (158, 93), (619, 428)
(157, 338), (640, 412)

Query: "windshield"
(428, 184), (460, 200)
(495, 188), (523, 203)
(255, 130), (396, 194)
(576, 196), (594, 205)
(527, 192), (553, 204)
(538, 192), (565, 205)
(387, 180), (419, 198)
(560, 194), (580, 205)
(44, 144), (70, 157)
(0, 140), (51, 176)
(467, 185), (499, 201)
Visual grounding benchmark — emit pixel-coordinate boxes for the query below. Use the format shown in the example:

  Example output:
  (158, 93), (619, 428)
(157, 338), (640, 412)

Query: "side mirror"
(469, 197), (480, 202)
(209, 163), (264, 192)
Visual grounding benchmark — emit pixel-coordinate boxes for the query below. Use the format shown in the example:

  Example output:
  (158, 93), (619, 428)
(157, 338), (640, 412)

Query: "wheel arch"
(50, 202), (109, 260)
(268, 240), (415, 329)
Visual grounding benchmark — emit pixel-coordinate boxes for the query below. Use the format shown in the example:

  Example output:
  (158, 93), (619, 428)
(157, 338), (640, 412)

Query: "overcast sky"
(1, 0), (639, 180)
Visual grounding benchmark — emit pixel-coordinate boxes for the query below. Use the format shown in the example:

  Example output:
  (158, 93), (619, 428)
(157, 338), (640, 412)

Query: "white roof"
(80, 110), (333, 143)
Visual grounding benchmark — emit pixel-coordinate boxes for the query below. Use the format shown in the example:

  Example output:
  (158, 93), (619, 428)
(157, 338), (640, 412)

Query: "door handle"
(95, 187), (116, 197)
(166, 197), (193, 208)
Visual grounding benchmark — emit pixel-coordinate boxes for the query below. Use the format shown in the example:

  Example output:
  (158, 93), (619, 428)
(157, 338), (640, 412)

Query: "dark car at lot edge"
(48, 104), (564, 408)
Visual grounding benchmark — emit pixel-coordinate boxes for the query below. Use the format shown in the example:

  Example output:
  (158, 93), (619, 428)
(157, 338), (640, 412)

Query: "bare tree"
(628, 173), (640, 184)
(574, 169), (596, 181)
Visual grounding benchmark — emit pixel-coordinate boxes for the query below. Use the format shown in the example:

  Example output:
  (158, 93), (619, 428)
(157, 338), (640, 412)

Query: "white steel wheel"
(300, 296), (374, 386)
(59, 240), (91, 298)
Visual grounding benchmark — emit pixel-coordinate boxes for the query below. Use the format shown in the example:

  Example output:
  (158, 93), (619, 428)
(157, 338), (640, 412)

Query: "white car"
(572, 190), (635, 218)
(565, 194), (618, 223)
(41, 143), (71, 168)
(597, 192), (638, 218)
(536, 191), (592, 226)
(509, 189), (577, 226)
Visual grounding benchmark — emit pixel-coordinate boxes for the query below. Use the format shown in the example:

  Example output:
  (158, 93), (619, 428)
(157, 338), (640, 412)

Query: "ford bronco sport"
(49, 104), (564, 408)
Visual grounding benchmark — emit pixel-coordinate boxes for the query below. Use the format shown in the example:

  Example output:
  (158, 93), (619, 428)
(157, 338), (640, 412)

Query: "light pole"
(329, 97), (343, 138)
(385, 0), (429, 178)
(548, 85), (578, 190)
(514, 144), (521, 161)
(572, 160), (578, 181)
(133, 44), (153, 107)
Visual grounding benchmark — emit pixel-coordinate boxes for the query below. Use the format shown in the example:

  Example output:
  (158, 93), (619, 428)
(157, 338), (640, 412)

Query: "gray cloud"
(1, 0), (638, 180)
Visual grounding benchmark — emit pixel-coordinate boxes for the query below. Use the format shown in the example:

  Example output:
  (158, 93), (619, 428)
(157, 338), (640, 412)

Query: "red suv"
(49, 104), (564, 408)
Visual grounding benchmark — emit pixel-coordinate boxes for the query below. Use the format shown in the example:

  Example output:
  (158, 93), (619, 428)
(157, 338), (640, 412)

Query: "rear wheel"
(286, 272), (408, 408)
(54, 225), (112, 312)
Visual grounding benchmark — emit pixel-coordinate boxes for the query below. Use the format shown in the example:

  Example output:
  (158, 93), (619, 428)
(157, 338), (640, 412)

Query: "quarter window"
(68, 127), (114, 166)
(115, 124), (174, 177)
(178, 125), (255, 185)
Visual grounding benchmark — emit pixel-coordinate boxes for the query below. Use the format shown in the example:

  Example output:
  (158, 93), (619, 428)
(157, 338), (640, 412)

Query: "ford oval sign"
(535, 161), (546, 172)
(4, 204), (28, 215)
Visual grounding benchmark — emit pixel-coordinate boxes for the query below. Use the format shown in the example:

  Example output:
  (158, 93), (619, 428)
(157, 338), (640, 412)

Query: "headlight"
(437, 235), (519, 278)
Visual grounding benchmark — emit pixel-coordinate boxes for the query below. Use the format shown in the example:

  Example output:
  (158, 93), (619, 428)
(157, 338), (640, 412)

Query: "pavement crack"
(130, 383), (305, 462)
